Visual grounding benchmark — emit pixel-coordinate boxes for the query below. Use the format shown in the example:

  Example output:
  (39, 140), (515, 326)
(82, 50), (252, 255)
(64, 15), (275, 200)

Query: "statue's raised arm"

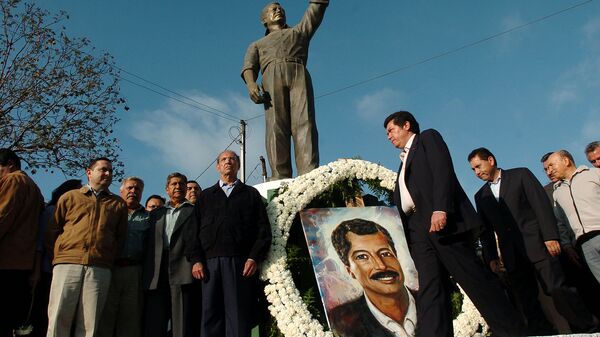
(241, 1), (329, 180)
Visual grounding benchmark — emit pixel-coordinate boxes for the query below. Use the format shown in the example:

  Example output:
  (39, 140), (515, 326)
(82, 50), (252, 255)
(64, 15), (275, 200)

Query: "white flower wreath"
(261, 158), (488, 337)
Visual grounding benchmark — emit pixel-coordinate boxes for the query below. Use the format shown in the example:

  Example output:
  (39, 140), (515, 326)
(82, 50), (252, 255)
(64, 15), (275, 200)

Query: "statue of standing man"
(242, 1), (329, 180)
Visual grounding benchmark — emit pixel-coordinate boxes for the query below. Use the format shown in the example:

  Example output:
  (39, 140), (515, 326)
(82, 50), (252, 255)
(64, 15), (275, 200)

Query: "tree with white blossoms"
(0, 0), (127, 177)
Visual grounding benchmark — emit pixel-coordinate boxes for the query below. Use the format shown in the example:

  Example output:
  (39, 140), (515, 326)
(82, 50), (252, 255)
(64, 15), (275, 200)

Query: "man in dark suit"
(468, 147), (599, 333)
(143, 172), (199, 337)
(185, 150), (271, 337)
(329, 218), (415, 337)
(383, 111), (524, 337)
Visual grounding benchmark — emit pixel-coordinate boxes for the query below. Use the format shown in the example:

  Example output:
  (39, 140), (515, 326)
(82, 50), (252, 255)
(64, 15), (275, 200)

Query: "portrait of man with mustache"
(329, 218), (416, 337)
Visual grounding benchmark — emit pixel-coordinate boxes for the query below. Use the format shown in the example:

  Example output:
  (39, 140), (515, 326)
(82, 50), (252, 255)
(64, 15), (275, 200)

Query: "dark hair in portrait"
(331, 218), (397, 267)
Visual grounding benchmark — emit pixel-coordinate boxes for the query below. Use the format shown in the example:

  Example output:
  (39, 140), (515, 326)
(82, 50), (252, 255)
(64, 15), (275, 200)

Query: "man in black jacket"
(384, 111), (524, 337)
(469, 147), (599, 334)
(186, 150), (271, 337)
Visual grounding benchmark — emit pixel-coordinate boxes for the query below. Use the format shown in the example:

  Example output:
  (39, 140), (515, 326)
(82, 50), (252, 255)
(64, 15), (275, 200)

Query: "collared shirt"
(220, 179), (240, 197)
(398, 134), (416, 214)
(121, 206), (150, 261)
(163, 201), (189, 248)
(86, 184), (109, 197)
(488, 169), (502, 201)
(365, 287), (417, 337)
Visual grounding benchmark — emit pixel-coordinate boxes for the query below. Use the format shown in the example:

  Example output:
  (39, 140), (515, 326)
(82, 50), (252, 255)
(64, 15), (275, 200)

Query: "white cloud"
(355, 88), (407, 121)
(496, 13), (528, 51)
(582, 17), (600, 49)
(132, 91), (266, 182)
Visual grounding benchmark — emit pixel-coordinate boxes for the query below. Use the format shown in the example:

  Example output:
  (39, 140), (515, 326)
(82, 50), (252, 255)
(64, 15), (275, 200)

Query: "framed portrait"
(299, 206), (418, 337)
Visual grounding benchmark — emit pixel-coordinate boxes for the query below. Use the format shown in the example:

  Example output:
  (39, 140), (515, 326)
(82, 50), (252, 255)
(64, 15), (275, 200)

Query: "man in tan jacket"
(0, 148), (44, 337)
(45, 157), (128, 337)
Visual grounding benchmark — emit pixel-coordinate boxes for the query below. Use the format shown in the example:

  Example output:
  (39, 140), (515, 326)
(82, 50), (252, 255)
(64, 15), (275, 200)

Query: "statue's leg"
(290, 65), (319, 176)
(262, 64), (293, 179)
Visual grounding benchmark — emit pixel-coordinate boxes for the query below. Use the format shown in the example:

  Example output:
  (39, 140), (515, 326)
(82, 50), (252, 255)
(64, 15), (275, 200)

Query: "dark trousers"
(201, 256), (256, 337)
(144, 251), (197, 337)
(31, 272), (52, 337)
(559, 250), (600, 318)
(532, 256), (599, 333)
(503, 255), (554, 335)
(0, 270), (31, 337)
(406, 225), (525, 337)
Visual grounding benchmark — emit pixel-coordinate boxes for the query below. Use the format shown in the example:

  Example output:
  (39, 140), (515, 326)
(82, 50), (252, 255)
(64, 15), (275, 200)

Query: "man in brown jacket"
(45, 157), (128, 337)
(0, 148), (44, 337)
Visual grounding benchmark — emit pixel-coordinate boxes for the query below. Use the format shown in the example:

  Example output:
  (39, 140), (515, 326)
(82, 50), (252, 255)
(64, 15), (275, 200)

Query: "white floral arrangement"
(261, 158), (487, 337)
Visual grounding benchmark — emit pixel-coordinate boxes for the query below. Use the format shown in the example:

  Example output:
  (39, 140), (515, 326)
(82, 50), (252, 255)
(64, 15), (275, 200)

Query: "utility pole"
(239, 120), (247, 183)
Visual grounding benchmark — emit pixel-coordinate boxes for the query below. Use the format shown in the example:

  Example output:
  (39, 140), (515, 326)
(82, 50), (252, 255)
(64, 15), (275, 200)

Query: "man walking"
(186, 150), (271, 337)
(383, 111), (524, 337)
(469, 147), (598, 333)
(45, 157), (128, 337)
(546, 150), (600, 284)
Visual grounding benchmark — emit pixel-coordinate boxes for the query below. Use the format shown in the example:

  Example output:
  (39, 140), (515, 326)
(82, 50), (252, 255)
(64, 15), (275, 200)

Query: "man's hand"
(489, 259), (503, 274)
(429, 211), (447, 233)
(192, 262), (205, 280)
(242, 259), (257, 277)
(544, 240), (561, 257)
(563, 246), (582, 267)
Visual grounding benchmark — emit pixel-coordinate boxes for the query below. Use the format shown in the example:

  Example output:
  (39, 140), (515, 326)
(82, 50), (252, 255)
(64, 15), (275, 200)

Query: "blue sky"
(31, 0), (600, 203)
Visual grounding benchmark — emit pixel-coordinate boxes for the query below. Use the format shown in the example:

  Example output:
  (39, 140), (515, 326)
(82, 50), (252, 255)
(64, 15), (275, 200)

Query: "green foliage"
(0, 0), (126, 177)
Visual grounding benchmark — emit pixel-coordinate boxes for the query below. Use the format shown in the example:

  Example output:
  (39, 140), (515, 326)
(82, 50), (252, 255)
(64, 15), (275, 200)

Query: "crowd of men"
(385, 110), (600, 337)
(0, 148), (271, 337)
(2, 114), (600, 337)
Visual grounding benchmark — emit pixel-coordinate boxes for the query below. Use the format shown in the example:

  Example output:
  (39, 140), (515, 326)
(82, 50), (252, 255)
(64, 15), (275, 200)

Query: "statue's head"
(261, 2), (287, 33)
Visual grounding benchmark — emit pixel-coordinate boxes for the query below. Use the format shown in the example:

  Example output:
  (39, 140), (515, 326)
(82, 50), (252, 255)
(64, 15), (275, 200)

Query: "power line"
(316, 0), (593, 99)
(120, 77), (239, 122)
(117, 67), (241, 121)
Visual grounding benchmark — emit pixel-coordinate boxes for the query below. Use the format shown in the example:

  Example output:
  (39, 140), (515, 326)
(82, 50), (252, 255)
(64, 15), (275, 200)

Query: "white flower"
(262, 159), (485, 337)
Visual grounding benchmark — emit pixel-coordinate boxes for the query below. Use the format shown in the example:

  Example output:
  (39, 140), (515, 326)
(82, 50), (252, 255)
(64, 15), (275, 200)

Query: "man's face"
(146, 197), (164, 211)
(469, 155), (497, 182)
(543, 159), (558, 183)
(262, 3), (286, 26)
(385, 120), (413, 149)
(86, 160), (113, 190)
(345, 231), (404, 298)
(586, 147), (600, 168)
(186, 182), (201, 203)
(546, 153), (570, 181)
(216, 152), (240, 178)
(121, 179), (143, 209)
(166, 177), (186, 203)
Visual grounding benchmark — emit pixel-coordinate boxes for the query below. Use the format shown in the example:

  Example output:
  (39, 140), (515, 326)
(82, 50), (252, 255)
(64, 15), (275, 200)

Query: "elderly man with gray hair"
(546, 150), (600, 285)
(98, 177), (150, 337)
(585, 141), (600, 168)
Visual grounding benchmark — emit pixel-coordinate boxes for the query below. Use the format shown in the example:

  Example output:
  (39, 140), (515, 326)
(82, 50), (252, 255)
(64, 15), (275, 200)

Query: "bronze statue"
(242, 1), (329, 180)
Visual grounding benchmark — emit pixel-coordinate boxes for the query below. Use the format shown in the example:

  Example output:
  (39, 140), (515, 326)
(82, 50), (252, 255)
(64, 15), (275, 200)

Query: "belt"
(275, 57), (304, 64)
(114, 258), (141, 267)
